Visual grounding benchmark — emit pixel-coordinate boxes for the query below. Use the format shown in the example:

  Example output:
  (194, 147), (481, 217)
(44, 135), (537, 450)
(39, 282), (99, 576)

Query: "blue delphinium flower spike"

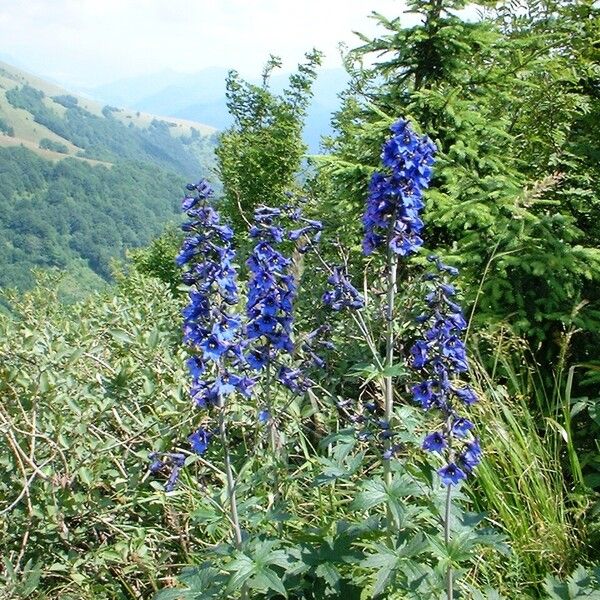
(410, 257), (481, 486)
(362, 119), (436, 257)
(245, 202), (324, 396)
(178, 179), (254, 468)
(322, 266), (365, 311)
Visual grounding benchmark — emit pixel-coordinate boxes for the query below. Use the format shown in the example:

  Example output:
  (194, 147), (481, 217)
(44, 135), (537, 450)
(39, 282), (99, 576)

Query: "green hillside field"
(0, 60), (219, 295)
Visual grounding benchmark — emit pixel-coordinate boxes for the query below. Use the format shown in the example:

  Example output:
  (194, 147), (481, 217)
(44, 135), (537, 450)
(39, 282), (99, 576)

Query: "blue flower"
(149, 452), (185, 491)
(412, 380), (435, 409)
(277, 365), (309, 394)
(362, 119), (436, 257)
(438, 463), (467, 486)
(410, 340), (429, 369)
(189, 428), (213, 455)
(410, 259), (481, 484)
(212, 315), (241, 341)
(458, 439), (482, 472)
(422, 431), (447, 453)
(191, 380), (220, 408)
(186, 356), (205, 380)
(454, 386), (478, 405)
(199, 334), (228, 362)
(149, 454), (165, 474)
(213, 372), (237, 398)
(232, 374), (256, 398)
(322, 267), (365, 311)
(451, 417), (474, 438)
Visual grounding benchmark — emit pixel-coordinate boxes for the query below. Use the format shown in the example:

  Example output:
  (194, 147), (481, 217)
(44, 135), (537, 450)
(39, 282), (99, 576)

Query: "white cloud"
(0, 0), (419, 86)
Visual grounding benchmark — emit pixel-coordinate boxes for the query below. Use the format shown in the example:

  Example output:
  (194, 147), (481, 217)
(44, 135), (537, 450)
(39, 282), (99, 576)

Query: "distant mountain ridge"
(0, 59), (217, 173)
(0, 58), (347, 294)
(89, 66), (349, 152)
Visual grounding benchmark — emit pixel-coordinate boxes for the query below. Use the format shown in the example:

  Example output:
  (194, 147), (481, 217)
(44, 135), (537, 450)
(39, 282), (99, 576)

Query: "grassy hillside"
(0, 60), (216, 162)
(0, 61), (219, 293)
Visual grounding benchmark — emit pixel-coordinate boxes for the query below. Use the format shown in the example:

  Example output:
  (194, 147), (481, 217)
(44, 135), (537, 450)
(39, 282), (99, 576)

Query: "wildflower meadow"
(2, 1), (600, 599)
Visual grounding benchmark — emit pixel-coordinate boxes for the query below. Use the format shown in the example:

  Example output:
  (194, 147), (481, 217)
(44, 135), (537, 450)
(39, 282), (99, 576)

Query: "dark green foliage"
(0, 272), (193, 599)
(128, 227), (184, 294)
(543, 565), (600, 599)
(0, 146), (184, 289)
(6, 83), (45, 113)
(39, 138), (68, 153)
(0, 116), (14, 136)
(315, 0), (600, 349)
(216, 51), (322, 231)
(51, 94), (79, 109)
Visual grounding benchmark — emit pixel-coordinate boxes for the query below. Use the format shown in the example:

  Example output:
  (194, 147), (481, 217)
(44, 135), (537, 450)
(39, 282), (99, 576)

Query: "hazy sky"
(0, 0), (419, 89)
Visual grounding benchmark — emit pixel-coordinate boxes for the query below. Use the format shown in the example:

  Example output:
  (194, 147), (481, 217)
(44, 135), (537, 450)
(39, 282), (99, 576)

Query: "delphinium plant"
(155, 123), (498, 600)
(175, 179), (251, 550)
(364, 118), (435, 483)
(316, 119), (492, 599)
(410, 255), (482, 599)
(244, 203), (323, 452)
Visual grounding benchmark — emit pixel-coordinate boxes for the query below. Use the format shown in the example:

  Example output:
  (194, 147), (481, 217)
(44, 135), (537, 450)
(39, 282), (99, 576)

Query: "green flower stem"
(218, 407), (243, 549)
(218, 407), (248, 600)
(384, 242), (398, 522)
(445, 483), (453, 600)
(265, 358), (277, 454)
(264, 356), (285, 539)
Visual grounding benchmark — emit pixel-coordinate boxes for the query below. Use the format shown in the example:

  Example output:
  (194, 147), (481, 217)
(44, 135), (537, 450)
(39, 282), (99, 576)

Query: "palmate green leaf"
(251, 540), (291, 568)
(318, 428), (357, 451)
(352, 479), (388, 511)
(352, 475), (424, 512)
(147, 328), (160, 349)
(469, 589), (506, 600)
(155, 564), (227, 600)
(142, 376), (155, 396)
(381, 363), (408, 378)
(77, 466), (94, 487)
(315, 562), (341, 589)
(543, 565), (600, 599)
(369, 551), (397, 598)
(225, 554), (255, 594)
(249, 567), (287, 597)
(361, 535), (430, 598)
(346, 362), (383, 384)
(466, 527), (510, 556)
(224, 541), (294, 597)
(18, 559), (42, 596)
(314, 452), (364, 486)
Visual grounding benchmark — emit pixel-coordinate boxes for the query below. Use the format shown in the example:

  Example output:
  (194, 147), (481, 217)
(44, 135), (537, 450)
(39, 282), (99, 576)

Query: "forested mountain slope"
(0, 61), (218, 293)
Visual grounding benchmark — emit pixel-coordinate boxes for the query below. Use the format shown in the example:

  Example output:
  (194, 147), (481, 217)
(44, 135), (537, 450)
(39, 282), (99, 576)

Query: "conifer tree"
(315, 0), (600, 350)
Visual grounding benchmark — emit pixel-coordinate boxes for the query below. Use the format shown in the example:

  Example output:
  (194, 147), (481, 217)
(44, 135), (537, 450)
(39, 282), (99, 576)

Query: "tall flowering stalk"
(410, 256), (482, 483)
(362, 119), (436, 498)
(410, 255), (482, 599)
(245, 204), (322, 450)
(177, 179), (252, 552)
